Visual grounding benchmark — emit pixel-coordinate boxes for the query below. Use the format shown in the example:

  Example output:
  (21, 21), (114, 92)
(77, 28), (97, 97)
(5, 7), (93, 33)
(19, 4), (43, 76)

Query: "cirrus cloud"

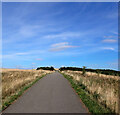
(43, 32), (81, 39)
(102, 39), (117, 43)
(49, 42), (78, 52)
(101, 47), (115, 51)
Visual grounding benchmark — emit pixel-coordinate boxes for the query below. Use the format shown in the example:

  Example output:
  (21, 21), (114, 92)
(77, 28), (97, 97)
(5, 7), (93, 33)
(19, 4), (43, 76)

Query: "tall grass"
(2, 69), (53, 110)
(62, 73), (112, 114)
(61, 70), (120, 114)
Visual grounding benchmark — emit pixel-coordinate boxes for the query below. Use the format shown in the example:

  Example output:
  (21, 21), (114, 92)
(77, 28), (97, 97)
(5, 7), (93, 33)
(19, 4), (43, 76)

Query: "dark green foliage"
(36, 66), (54, 71)
(59, 67), (120, 76)
(59, 67), (83, 71)
(93, 91), (100, 100)
(78, 82), (87, 90)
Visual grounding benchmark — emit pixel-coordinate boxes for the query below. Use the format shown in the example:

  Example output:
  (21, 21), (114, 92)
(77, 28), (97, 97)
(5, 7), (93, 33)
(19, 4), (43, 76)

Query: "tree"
(82, 66), (86, 76)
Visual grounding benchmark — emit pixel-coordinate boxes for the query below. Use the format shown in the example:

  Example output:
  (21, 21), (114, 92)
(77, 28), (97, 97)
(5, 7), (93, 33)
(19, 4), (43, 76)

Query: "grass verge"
(2, 74), (47, 111)
(61, 73), (112, 114)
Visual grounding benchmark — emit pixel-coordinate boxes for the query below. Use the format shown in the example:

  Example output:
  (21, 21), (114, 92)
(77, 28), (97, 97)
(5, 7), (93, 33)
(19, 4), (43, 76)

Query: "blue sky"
(2, 2), (118, 70)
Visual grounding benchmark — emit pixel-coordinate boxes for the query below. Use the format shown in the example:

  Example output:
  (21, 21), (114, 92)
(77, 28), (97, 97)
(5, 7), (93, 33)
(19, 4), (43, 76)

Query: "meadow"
(2, 68), (53, 110)
(61, 69), (120, 114)
(1, 67), (120, 114)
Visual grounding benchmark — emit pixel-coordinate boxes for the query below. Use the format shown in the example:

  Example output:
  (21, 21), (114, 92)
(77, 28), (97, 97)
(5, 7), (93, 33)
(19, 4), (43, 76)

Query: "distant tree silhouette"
(82, 66), (86, 76)
(36, 66), (54, 71)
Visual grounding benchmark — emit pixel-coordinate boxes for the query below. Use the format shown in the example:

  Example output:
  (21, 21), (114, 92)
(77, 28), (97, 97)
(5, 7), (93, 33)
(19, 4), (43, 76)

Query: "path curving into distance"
(3, 72), (89, 113)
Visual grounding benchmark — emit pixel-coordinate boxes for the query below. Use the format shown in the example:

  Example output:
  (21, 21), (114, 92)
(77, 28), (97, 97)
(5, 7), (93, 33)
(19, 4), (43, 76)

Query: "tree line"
(36, 66), (54, 71)
(59, 67), (120, 76)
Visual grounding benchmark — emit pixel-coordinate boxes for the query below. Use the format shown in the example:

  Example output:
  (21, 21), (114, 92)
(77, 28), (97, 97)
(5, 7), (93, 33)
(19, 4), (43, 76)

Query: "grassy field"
(61, 70), (120, 114)
(1, 68), (53, 110)
(61, 73), (112, 114)
(1, 68), (120, 114)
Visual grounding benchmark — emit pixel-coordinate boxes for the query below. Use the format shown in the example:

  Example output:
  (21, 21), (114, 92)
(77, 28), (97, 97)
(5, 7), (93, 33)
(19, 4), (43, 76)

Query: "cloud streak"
(103, 36), (116, 39)
(101, 47), (115, 51)
(43, 32), (81, 39)
(49, 42), (78, 52)
(102, 39), (117, 43)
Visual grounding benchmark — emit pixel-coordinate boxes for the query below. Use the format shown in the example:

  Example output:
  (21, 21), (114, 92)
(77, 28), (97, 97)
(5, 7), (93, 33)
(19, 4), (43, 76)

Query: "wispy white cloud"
(52, 45), (117, 57)
(49, 42), (78, 52)
(111, 31), (118, 35)
(51, 42), (68, 47)
(101, 47), (115, 51)
(15, 52), (30, 55)
(3, 50), (46, 59)
(3, 52), (30, 59)
(19, 25), (40, 37)
(102, 39), (117, 43)
(43, 32), (81, 39)
(103, 36), (116, 39)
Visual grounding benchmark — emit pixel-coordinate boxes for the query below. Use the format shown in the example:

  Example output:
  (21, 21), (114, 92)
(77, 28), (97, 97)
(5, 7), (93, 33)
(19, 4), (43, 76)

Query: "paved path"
(4, 72), (89, 113)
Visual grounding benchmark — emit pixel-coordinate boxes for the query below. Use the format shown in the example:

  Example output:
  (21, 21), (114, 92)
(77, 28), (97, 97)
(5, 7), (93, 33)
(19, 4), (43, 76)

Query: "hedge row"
(59, 67), (120, 76)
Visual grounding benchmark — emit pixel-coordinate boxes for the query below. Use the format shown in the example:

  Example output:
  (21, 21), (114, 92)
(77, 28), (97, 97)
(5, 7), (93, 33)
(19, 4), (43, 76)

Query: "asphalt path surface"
(3, 71), (89, 113)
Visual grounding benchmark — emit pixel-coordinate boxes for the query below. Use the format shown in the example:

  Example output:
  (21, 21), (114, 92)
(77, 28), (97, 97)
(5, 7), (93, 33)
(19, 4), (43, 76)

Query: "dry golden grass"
(61, 70), (120, 114)
(2, 68), (53, 107)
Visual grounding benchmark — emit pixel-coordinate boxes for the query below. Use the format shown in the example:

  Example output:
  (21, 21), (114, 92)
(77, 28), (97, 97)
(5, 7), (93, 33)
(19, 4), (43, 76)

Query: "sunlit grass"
(61, 70), (119, 114)
(2, 69), (53, 111)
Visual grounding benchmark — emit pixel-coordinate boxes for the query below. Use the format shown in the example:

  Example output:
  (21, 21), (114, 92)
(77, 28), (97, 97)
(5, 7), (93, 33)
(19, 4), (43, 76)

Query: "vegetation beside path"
(2, 69), (53, 111)
(61, 72), (112, 114)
